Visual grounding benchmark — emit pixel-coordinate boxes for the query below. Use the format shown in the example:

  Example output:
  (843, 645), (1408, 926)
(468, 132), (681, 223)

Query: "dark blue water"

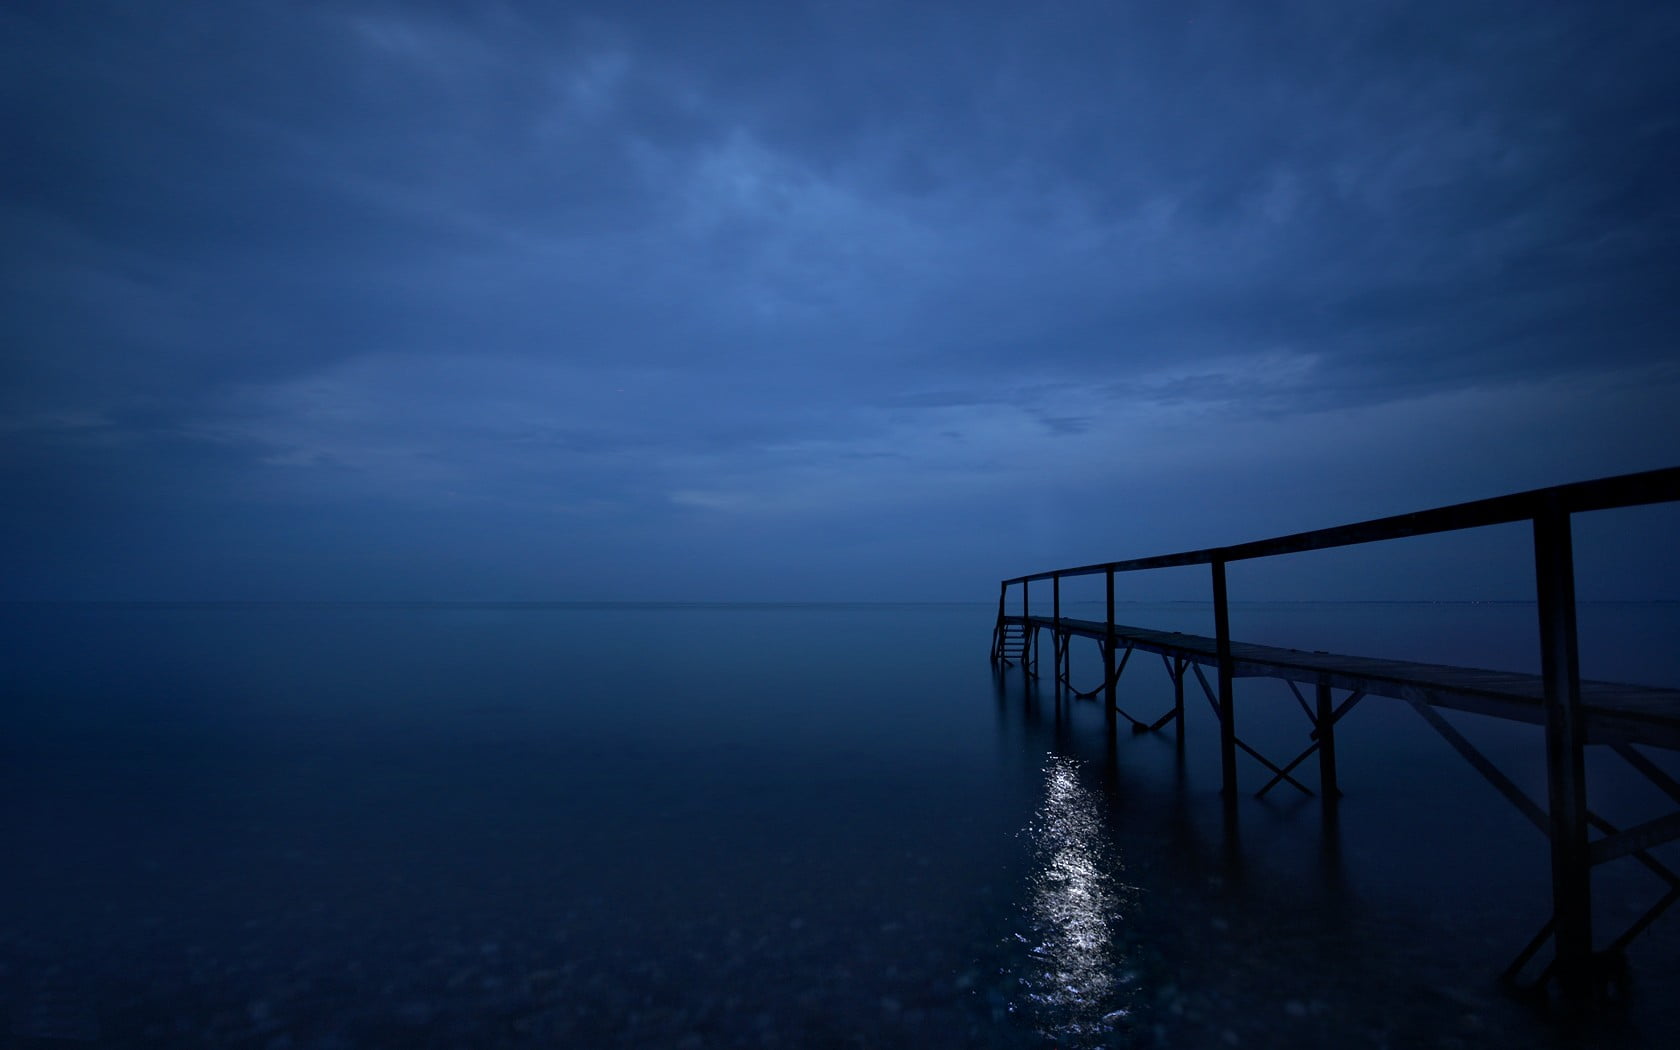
(2, 602), (1677, 1048)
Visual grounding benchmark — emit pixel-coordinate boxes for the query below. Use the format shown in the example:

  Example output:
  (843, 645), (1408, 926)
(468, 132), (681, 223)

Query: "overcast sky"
(4, 0), (1678, 601)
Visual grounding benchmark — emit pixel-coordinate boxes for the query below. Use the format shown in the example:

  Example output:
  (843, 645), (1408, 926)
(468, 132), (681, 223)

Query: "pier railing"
(993, 465), (1680, 1000)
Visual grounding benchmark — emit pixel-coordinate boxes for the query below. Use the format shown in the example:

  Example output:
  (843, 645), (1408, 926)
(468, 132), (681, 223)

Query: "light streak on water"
(1014, 754), (1135, 1045)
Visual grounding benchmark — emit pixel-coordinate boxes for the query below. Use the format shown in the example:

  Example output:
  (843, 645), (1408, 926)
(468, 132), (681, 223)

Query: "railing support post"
(992, 581), (1008, 662)
(1535, 497), (1592, 999)
(1316, 680), (1340, 802)
(1104, 569), (1117, 717)
(1052, 576), (1063, 695)
(1021, 579), (1031, 677)
(1212, 557), (1237, 799)
(1173, 658), (1185, 747)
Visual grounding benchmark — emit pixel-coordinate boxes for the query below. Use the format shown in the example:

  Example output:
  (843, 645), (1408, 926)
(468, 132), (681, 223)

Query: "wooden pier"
(991, 466), (1680, 1001)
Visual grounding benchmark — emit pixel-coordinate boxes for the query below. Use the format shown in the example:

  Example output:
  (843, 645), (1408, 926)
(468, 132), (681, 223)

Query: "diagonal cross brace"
(1258, 689), (1366, 798)
(1508, 817), (1680, 988)
(1613, 743), (1680, 806)
(1073, 641), (1133, 702)
(1136, 653), (1184, 731)
(1414, 692), (1680, 867)
(1188, 663), (1312, 796)
(1052, 632), (1071, 691)
(1409, 698), (1563, 989)
(1257, 739), (1324, 798)
(1310, 691), (1366, 742)
(1502, 917), (1557, 987)
(1286, 680), (1315, 722)
(1605, 885), (1680, 960)
(1588, 810), (1680, 868)
(1407, 694), (1549, 832)
(1410, 691), (1680, 985)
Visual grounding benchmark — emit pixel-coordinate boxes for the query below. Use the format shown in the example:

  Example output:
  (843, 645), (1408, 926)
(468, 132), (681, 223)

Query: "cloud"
(3, 0), (1678, 598)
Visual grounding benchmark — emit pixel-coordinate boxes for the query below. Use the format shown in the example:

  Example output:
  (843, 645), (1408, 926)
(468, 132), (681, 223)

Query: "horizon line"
(4, 598), (1677, 607)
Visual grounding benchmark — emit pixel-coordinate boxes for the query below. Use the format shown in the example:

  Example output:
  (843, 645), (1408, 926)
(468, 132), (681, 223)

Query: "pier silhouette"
(992, 466), (1680, 1001)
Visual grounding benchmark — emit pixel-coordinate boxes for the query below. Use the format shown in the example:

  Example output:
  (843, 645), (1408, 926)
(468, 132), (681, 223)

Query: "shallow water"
(1, 602), (1676, 1048)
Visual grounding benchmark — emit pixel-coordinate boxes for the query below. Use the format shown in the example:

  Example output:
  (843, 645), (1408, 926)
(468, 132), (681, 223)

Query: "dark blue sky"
(4, 0), (1678, 601)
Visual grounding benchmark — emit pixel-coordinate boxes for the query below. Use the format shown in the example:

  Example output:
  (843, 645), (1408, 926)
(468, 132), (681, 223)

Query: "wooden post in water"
(1173, 658), (1185, 748)
(1021, 579), (1031, 676)
(993, 581), (1007, 662)
(1534, 496), (1592, 998)
(1104, 569), (1117, 717)
(1212, 558), (1237, 799)
(1052, 575), (1063, 696)
(1316, 680), (1340, 801)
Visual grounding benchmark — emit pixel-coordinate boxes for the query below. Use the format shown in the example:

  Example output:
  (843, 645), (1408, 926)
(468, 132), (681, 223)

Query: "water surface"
(2, 602), (1677, 1047)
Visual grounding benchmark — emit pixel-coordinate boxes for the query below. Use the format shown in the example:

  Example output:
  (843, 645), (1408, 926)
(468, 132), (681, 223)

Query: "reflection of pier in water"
(997, 684), (1365, 1047)
(990, 467), (1680, 1002)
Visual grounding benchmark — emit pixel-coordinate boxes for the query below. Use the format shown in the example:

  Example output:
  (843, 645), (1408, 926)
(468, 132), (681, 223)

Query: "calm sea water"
(2, 601), (1677, 1049)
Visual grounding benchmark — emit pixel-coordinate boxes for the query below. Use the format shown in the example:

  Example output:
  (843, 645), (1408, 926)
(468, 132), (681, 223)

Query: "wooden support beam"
(1317, 681), (1340, 800)
(1173, 656), (1186, 742)
(1613, 744), (1680, 806)
(1072, 641), (1133, 701)
(1605, 886), (1680, 959)
(1286, 680), (1315, 723)
(1236, 737), (1312, 796)
(1503, 918), (1557, 986)
(1261, 687), (1364, 800)
(1021, 580), (1031, 677)
(1147, 706), (1180, 732)
(1133, 653), (1186, 734)
(1191, 661), (1219, 714)
(1409, 697), (1549, 833)
(1588, 806), (1680, 964)
(1535, 498), (1593, 999)
(1212, 558), (1237, 799)
(1052, 576), (1063, 695)
(1309, 691), (1366, 741)
(1588, 810), (1680, 868)
(1256, 739), (1321, 798)
(992, 581), (1007, 662)
(1184, 661), (1309, 794)
(1105, 569), (1117, 718)
(1586, 811), (1680, 884)
(1107, 646), (1155, 729)
(1113, 643), (1133, 689)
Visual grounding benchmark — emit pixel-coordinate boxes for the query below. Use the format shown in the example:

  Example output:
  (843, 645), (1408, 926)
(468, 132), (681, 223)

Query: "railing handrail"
(1000, 465), (1680, 586)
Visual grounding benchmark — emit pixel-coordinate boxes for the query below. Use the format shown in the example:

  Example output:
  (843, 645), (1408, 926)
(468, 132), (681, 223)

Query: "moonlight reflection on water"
(1016, 754), (1134, 1045)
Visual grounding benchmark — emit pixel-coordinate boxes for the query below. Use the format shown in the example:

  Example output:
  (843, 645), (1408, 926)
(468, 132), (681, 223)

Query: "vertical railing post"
(1316, 680), (1339, 802)
(1173, 658), (1185, 746)
(1104, 568), (1117, 715)
(1534, 496), (1592, 998)
(1021, 579), (1032, 677)
(993, 581), (1007, 662)
(1212, 557), (1237, 799)
(1052, 575), (1062, 694)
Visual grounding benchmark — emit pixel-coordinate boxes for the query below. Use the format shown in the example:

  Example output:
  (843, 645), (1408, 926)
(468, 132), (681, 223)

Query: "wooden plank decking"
(1004, 614), (1680, 751)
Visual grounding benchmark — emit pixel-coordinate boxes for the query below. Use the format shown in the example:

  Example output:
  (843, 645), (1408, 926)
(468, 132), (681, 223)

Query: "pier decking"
(991, 466), (1680, 1001)
(1002, 615), (1680, 751)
